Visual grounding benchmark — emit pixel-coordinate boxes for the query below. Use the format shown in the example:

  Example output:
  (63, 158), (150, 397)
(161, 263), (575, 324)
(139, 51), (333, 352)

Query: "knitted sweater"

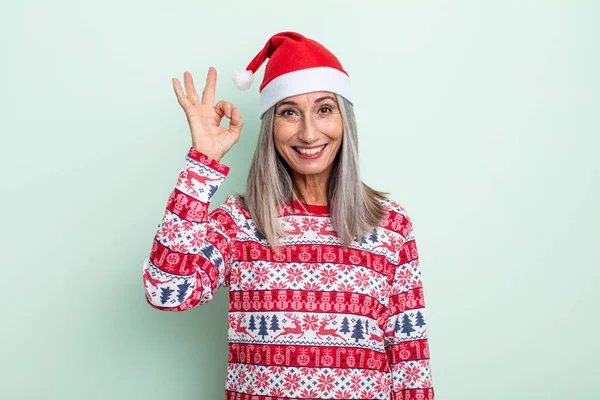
(142, 147), (435, 400)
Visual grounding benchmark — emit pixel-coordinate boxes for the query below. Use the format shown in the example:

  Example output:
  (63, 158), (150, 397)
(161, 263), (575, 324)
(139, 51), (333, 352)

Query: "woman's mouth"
(293, 144), (327, 159)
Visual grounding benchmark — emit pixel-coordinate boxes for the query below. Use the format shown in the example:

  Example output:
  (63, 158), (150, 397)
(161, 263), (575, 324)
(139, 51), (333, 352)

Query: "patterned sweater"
(142, 147), (435, 400)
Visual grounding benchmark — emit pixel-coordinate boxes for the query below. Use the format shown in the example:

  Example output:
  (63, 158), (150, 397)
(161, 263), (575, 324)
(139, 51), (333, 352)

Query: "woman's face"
(273, 91), (343, 177)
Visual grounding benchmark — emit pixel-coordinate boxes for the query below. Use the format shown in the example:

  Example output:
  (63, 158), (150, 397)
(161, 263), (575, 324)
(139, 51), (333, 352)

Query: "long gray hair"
(237, 94), (388, 250)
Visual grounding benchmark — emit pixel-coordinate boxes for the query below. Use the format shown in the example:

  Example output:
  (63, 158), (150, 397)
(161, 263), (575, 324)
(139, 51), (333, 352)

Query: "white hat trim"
(259, 66), (352, 118)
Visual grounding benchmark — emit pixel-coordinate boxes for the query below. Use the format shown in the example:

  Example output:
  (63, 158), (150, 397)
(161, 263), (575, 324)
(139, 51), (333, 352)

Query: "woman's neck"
(291, 169), (330, 206)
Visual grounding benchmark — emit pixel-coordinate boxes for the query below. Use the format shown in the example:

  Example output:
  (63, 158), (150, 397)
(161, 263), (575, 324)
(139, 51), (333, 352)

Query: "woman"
(142, 31), (434, 400)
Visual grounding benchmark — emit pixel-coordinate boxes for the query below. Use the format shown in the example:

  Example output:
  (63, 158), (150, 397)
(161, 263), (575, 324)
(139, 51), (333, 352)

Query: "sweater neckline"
(291, 199), (330, 216)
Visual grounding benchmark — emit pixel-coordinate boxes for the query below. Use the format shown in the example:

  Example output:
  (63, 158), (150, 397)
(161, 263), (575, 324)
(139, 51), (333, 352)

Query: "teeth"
(297, 145), (325, 155)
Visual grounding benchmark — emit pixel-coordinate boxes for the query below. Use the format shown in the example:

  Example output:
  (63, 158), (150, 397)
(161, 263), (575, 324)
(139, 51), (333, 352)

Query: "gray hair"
(237, 94), (388, 251)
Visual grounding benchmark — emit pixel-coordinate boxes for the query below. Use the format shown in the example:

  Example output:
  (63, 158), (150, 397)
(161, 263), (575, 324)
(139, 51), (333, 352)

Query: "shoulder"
(210, 194), (249, 226)
(375, 196), (415, 240)
(375, 196), (413, 224)
(221, 194), (247, 217)
(376, 196), (409, 216)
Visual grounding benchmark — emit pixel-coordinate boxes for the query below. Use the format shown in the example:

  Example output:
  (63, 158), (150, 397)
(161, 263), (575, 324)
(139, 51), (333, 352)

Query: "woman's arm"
(142, 147), (243, 311)
(384, 213), (435, 399)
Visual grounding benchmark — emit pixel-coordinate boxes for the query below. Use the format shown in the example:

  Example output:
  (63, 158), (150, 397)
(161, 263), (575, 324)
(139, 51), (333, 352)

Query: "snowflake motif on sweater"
(142, 147), (435, 400)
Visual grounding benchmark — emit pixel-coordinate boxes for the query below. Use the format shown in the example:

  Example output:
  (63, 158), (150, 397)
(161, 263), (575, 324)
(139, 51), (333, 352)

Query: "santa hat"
(231, 31), (353, 118)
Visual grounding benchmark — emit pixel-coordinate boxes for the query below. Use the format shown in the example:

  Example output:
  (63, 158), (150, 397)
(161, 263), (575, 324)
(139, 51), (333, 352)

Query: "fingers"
(172, 77), (192, 110)
(214, 100), (236, 119)
(183, 72), (200, 105)
(215, 101), (244, 135)
(228, 106), (244, 135)
(202, 66), (217, 105)
(172, 68), (215, 111)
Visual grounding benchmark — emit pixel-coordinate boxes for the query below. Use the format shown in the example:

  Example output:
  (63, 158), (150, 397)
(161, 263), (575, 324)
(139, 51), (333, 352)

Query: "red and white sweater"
(142, 147), (435, 400)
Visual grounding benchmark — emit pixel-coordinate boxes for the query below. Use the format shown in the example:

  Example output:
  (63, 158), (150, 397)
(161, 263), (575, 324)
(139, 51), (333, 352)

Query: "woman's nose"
(297, 113), (319, 142)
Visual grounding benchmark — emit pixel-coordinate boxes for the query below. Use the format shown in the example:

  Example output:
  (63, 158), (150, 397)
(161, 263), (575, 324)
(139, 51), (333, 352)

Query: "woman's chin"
(289, 162), (331, 176)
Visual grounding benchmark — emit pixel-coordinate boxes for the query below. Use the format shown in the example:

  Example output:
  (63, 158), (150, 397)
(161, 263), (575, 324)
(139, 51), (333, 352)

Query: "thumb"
(228, 107), (244, 136)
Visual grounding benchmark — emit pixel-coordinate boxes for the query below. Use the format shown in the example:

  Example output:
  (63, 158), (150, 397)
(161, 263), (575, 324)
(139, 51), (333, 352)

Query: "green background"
(1, 1), (598, 399)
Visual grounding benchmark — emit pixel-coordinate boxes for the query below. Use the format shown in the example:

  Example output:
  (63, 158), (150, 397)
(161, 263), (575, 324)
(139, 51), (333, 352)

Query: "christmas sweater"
(142, 147), (435, 400)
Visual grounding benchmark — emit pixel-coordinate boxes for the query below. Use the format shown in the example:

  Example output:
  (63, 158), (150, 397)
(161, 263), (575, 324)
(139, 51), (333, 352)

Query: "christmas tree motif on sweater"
(160, 286), (174, 305)
(206, 184), (218, 199)
(369, 230), (380, 244)
(200, 245), (214, 261)
(351, 319), (365, 342)
(400, 313), (415, 337)
(269, 314), (281, 332)
(340, 316), (350, 334)
(248, 315), (257, 332)
(258, 315), (269, 339)
(176, 279), (191, 303)
(415, 310), (426, 328)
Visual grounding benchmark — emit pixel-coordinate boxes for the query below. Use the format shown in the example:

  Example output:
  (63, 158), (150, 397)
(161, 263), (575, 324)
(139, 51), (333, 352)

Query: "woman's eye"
(281, 109), (296, 116)
(320, 107), (332, 113)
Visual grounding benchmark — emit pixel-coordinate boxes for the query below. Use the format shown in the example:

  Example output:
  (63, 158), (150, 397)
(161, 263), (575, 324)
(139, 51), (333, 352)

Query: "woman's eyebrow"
(277, 100), (297, 108)
(314, 96), (337, 103)
(276, 96), (337, 109)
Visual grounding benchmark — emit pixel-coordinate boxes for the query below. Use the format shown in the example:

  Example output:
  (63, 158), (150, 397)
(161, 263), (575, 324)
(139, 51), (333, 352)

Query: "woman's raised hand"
(172, 67), (244, 162)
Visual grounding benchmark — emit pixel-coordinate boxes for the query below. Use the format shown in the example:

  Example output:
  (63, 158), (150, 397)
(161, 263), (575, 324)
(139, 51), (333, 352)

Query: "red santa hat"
(231, 31), (353, 118)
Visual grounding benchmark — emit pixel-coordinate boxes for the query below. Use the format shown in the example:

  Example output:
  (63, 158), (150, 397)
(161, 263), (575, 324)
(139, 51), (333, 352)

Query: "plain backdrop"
(1, 1), (598, 399)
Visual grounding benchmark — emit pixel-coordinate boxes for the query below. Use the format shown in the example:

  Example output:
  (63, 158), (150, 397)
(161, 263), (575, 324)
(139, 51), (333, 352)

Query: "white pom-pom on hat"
(232, 68), (254, 90)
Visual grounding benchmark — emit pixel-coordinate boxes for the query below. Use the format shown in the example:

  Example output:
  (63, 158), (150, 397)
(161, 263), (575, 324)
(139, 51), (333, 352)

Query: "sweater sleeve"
(142, 147), (243, 311)
(384, 214), (435, 399)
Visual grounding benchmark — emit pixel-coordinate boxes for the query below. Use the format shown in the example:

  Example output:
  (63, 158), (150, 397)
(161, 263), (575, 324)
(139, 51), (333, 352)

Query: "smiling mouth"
(293, 144), (328, 156)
